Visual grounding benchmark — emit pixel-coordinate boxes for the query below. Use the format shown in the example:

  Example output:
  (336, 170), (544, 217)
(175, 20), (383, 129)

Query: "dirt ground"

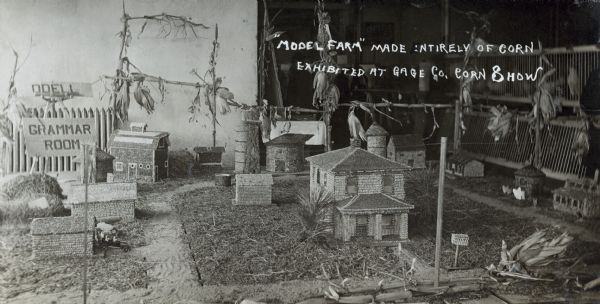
(2, 169), (600, 303)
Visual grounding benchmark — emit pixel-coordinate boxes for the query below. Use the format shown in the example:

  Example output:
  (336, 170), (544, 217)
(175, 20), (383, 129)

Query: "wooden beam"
(269, 1), (348, 10)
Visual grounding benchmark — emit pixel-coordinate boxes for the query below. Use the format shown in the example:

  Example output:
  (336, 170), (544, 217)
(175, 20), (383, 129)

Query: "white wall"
(0, 0), (258, 167)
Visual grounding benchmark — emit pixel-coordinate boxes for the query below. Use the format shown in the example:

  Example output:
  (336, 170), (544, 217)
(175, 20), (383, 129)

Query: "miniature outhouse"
(108, 125), (170, 182)
(233, 174), (273, 205)
(31, 216), (93, 258)
(366, 122), (389, 158)
(334, 193), (414, 241)
(73, 148), (115, 183)
(266, 133), (312, 172)
(514, 165), (545, 198)
(445, 154), (484, 177)
(387, 134), (426, 168)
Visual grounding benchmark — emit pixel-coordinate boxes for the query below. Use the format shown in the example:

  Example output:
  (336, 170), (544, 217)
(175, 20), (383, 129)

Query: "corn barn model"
(108, 124), (170, 182)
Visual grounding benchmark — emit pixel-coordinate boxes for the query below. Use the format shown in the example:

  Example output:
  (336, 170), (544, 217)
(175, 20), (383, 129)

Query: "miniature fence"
(447, 45), (600, 107)
(460, 111), (586, 181)
(6, 107), (114, 174)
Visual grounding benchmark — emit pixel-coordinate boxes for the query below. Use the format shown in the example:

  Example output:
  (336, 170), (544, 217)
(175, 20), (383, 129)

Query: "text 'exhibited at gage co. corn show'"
(22, 118), (96, 157)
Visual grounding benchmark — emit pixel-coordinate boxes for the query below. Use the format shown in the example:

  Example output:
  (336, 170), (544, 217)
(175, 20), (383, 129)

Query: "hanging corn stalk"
(108, 0), (209, 129)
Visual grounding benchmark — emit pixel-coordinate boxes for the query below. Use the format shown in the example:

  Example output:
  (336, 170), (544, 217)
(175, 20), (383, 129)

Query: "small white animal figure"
(502, 185), (512, 195)
(513, 187), (526, 200)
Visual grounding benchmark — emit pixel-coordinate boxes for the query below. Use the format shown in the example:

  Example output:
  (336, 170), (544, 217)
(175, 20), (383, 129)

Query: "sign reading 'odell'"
(22, 118), (96, 157)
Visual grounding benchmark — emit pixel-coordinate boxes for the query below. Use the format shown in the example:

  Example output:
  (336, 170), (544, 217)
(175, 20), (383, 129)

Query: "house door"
(275, 160), (285, 172)
(127, 163), (138, 181)
(355, 215), (368, 237)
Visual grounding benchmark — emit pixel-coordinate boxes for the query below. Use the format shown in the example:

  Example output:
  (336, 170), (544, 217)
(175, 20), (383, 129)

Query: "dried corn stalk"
(487, 105), (512, 141)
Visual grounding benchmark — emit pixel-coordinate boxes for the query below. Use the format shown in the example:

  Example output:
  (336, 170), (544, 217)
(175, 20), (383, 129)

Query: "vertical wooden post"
(453, 99), (461, 152)
(442, 0), (450, 44)
(82, 144), (89, 304)
(434, 137), (447, 287)
(534, 114), (541, 169)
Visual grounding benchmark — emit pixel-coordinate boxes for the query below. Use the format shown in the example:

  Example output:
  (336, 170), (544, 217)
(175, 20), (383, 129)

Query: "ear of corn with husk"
(498, 229), (573, 274)
(487, 105), (512, 141)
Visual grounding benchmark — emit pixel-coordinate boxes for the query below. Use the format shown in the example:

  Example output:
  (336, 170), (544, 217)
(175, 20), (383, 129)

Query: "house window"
(129, 163), (137, 169)
(407, 159), (414, 167)
(164, 160), (168, 168)
(316, 168), (320, 184)
(346, 176), (358, 195)
(382, 214), (395, 229)
(382, 175), (394, 194)
(146, 164), (151, 169)
(355, 215), (369, 236)
(138, 163), (144, 168)
(115, 162), (124, 172)
(323, 172), (327, 186)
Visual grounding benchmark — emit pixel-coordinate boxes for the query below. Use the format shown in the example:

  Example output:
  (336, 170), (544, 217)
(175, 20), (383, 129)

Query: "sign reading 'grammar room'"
(22, 118), (96, 157)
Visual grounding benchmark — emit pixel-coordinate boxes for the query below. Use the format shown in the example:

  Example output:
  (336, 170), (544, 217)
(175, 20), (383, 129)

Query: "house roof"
(73, 148), (114, 163)
(515, 165), (545, 177)
(365, 122), (389, 136)
(109, 129), (170, 150)
(337, 193), (414, 212)
(448, 154), (481, 166)
(265, 133), (313, 145)
(388, 134), (425, 151)
(306, 147), (409, 172)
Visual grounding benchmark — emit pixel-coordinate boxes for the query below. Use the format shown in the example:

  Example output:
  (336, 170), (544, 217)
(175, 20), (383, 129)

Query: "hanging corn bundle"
(347, 106), (366, 142)
(572, 117), (590, 163)
(487, 105), (512, 142)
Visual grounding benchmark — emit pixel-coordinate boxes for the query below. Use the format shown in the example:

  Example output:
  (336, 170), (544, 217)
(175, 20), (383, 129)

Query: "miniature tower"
(366, 122), (389, 157)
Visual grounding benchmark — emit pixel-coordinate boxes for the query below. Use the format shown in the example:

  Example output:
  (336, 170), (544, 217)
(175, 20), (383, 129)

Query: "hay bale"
(0, 173), (65, 201)
(0, 173), (67, 225)
(168, 149), (196, 178)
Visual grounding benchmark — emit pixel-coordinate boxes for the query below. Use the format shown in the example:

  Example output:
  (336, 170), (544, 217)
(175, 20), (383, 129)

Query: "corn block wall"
(71, 200), (135, 223)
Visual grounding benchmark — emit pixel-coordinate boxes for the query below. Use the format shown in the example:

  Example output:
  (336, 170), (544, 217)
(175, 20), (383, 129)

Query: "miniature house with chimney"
(387, 134), (426, 168)
(73, 148), (115, 183)
(108, 123), (170, 182)
(306, 142), (413, 241)
(266, 133), (312, 172)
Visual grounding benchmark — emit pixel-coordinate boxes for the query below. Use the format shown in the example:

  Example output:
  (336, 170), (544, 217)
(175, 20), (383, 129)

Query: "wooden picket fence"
(3, 106), (114, 175)
(460, 111), (586, 181)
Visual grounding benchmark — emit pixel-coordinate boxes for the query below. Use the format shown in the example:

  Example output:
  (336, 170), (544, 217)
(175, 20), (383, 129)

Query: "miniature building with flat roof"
(445, 154), (484, 177)
(31, 216), (93, 258)
(69, 182), (137, 222)
(234, 174), (273, 205)
(334, 193), (414, 241)
(73, 148), (115, 183)
(265, 133), (312, 172)
(387, 134), (426, 169)
(108, 127), (170, 182)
